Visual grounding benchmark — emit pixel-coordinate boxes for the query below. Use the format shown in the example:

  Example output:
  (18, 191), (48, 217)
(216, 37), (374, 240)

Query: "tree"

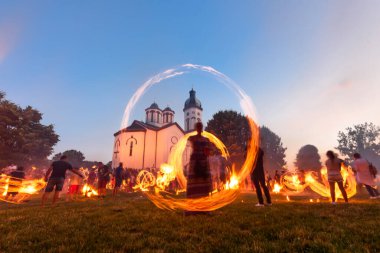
(260, 126), (287, 174)
(336, 122), (380, 163)
(205, 111), (287, 174)
(294, 145), (322, 172)
(53, 150), (85, 168)
(205, 110), (250, 153)
(0, 91), (59, 168)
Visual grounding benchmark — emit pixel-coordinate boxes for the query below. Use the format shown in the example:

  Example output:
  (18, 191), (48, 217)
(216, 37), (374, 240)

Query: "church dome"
(147, 102), (160, 110)
(183, 89), (202, 111)
(163, 106), (174, 112)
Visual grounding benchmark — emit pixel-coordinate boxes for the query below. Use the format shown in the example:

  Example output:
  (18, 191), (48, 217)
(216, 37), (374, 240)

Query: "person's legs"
(329, 181), (336, 203)
(259, 174), (272, 204)
(52, 191), (60, 204)
(41, 178), (56, 206)
(364, 184), (375, 197)
(365, 185), (380, 197)
(252, 176), (264, 204)
(41, 192), (50, 206)
(52, 178), (64, 204)
(337, 181), (348, 202)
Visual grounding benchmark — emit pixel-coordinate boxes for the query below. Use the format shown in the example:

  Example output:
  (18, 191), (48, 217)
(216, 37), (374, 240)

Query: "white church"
(112, 89), (203, 170)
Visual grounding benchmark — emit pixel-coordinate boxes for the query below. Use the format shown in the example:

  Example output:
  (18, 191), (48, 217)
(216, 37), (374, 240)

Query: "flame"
(272, 182), (282, 193)
(280, 165), (357, 199)
(141, 118), (259, 211)
(286, 195), (290, 201)
(0, 174), (46, 204)
(305, 165), (356, 199)
(81, 184), (98, 197)
(1, 176), (9, 196)
(225, 174), (239, 190)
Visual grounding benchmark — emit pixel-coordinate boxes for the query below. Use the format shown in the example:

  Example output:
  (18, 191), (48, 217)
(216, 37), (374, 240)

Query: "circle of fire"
(122, 64), (260, 211)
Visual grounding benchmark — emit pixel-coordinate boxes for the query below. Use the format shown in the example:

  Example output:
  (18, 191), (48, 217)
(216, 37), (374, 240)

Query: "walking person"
(66, 169), (83, 201)
(325, 151), (348, 204)
(352, 153), (379, 199)
(113, 162), (124, 197)
(41, 156), (83, 206)
(251, 148), (272, 206)
(97, 162), (110, 198)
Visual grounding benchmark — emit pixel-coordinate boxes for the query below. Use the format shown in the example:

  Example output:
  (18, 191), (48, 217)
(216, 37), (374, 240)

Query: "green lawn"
(0, 192), (379, 253)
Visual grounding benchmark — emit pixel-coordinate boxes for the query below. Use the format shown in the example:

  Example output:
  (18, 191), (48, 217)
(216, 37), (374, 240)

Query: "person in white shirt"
(325, 151), (348, 204)
(352, 153), (379, 199)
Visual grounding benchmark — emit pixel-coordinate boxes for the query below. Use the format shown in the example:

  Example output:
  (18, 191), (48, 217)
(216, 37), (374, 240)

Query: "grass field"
(1, 192), (379, 253)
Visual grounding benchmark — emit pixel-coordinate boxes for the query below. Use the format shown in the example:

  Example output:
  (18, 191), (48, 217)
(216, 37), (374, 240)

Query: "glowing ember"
(286, 195), (290, 201)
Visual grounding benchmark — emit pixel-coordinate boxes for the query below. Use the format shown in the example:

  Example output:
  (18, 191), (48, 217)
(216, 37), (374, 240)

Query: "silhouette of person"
(186, 122), (213, 200)
(251, 148), (272, 206)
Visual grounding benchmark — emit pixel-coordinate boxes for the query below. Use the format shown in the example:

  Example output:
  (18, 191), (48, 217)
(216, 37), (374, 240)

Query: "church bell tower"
(183, 89), (203, 132)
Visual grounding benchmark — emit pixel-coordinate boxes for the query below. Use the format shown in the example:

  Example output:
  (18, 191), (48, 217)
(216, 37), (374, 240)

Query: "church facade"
(112, 89), (203, 170)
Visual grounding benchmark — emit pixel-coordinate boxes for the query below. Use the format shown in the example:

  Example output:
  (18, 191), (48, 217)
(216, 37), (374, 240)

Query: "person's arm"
(71, 169), (84, 178)
(44, 166), (52, 182)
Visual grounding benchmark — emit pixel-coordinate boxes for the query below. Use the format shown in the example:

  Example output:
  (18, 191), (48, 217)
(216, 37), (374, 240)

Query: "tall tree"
(0, 91), (59, 167)
(294, 144), (322, 172)
(205, 111), (287, 174)
(53, 150), (85, 168)
(205, 110), (251, 153)
(336, 122), (380, 163)
(260, 126), (287, 174)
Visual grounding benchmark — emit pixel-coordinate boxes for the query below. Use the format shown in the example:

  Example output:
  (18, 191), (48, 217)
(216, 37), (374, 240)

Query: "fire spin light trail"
(122, 64), (260, 211)
(279, 165), (357, 199)
(0, 174), (46, 204)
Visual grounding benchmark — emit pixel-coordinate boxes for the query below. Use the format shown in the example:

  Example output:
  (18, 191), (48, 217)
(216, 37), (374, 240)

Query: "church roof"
(183, 89), (202, 111)
(163, 106), (174, 112)
(114, 120), (184, 136)
(146, 102), (160, 110)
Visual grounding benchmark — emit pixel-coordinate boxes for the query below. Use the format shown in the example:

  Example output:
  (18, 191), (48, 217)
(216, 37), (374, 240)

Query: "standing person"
(113, 163), (124, 196)
(41, 156), (83, 205)
(353, 153), (379, 199)
(251, 148), (272, 206)
(97, 162), (110, 198)
(325, 151), (348, 204)
(274, 170), (281, 184)
(66, 169), (83, 201)
(186, 122), (213, 214)
(5, 166), (25, 201)
(217, 150), (229, 189)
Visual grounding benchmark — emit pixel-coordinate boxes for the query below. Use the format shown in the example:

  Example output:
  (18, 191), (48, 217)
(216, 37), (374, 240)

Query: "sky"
(1, 1), (380, 167)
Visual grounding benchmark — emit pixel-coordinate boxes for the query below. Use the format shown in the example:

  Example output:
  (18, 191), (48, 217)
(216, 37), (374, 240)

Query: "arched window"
(186, 118), (190, 130)
(150, 112), (153, 122)
(129, 141), (134, 156)
(126, 136), (137, 157)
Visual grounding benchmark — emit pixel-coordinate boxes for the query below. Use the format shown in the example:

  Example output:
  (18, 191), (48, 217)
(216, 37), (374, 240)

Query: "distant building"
(112, 89), (203, 169)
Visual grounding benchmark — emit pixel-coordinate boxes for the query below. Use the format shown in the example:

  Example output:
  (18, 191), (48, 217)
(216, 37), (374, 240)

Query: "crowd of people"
(1, 122), (379, 208)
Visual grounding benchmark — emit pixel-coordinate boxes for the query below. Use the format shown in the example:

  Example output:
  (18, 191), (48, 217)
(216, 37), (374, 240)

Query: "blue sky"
(1, 1), (380, 166)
